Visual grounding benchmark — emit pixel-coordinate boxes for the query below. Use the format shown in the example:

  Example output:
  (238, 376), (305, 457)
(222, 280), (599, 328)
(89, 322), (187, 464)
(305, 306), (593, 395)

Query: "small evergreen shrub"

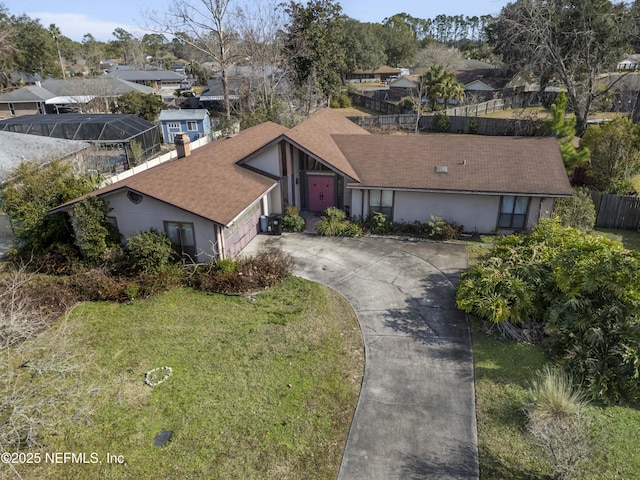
(365, 211), (391, 235)
(432, 113), (451, 132)
(553, 187), (597, 232)
(316, 207), (361, 237)
(126, 229), (177, 274)
(283, 206), (305, 232)
(215, 258), (238, 274)
(423, 216), (463, 240)
(329, 93), (352, 108)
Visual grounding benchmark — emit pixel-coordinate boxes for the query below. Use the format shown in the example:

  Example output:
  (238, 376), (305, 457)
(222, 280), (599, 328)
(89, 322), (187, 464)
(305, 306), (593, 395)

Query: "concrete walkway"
(242, 234), (479, 480)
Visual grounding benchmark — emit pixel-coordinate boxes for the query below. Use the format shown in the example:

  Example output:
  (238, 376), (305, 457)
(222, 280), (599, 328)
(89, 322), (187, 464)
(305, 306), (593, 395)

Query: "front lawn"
(15, 278), (363, 479)
(472, 319), (640, 479)
(596, 227), (640, 251)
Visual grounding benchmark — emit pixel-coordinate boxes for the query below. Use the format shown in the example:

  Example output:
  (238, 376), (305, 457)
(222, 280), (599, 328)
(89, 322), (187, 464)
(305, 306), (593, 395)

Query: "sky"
(12, 0), (510, 42)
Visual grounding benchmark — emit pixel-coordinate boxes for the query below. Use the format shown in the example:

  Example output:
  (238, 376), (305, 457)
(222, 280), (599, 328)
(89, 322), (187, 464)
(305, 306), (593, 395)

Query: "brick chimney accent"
(174, 133), (191, 158)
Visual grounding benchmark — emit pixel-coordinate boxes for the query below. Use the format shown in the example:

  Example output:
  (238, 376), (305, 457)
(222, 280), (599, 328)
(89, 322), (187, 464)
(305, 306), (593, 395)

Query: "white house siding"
(393, 191), (500, 233)
(526, 197), (555, 230)
(242, 144), (280, 177)
(351, 189), (364, 219)
(104, 191), (219, 262)
(267, 183), (283, 215)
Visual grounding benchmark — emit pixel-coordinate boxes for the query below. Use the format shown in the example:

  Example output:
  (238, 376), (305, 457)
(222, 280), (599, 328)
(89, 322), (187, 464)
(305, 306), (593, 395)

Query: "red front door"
(308, 176), (335, 212)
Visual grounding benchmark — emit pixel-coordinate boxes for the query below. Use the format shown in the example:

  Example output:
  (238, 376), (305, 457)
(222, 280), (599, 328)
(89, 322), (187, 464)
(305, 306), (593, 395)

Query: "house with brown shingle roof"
(52, 108), (571, 261)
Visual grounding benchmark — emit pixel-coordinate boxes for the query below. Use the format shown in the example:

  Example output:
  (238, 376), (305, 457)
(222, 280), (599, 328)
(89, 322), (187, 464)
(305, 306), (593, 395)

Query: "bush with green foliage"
(456, 218), (640, 403)
(0, 161), (100, 254)
(581, 117), (640, 194)
(316, 207), (362, 237)
(111, 91), (165, 122)
(432, 112), (451, 132)
(398, 96), (417, 111)
(215, 258), (237, 274)
(329, 93), (352, 108)
(126, 229), (177, 274)
(71, 197), (121, 264)
(552, 187), (596, 232)
(283, 206), (306, 232)
(365, 211), (391, 235)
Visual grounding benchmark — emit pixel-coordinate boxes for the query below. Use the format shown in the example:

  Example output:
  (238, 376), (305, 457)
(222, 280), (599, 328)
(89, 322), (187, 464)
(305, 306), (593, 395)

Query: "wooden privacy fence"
(347, 114), (417, 128)
(350, 93), (405, 115)
(589, 191), (640, 230)
(348, 114), (544, 136)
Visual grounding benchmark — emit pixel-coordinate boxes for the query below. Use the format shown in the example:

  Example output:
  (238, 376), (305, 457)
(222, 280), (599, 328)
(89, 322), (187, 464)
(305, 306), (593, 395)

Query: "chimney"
(175, 133), (191, 158)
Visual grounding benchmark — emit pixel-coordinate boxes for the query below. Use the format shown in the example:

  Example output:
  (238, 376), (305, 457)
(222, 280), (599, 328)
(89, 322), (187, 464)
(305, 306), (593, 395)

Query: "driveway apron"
(242, 234), (479, 480)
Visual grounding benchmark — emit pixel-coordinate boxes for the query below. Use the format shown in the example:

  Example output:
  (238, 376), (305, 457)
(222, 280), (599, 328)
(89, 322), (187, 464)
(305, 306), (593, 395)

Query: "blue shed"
(159, 109), (211, 143)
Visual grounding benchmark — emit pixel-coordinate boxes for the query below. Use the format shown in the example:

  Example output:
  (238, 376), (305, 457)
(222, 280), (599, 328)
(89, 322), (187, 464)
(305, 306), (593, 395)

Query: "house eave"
(346, 185), (572, 197)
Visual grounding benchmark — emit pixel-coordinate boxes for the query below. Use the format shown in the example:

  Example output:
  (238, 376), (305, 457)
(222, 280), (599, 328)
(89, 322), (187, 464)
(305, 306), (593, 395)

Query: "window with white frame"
(186, 121), (198, 131)
(167, 122), (180, 129)
(369, 189), (393, 218)
(9, 103), (15, 116)
(498, 196), (530, 229)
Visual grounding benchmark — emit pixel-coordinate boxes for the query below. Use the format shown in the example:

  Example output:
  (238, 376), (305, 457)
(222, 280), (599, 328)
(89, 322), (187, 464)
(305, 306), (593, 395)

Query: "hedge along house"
(51, 108), (572, 261)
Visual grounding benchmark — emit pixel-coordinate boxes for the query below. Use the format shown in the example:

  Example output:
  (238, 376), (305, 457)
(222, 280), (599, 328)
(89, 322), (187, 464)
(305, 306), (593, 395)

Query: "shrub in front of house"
(316, 207), (362, 237)
(456, 218), (640, 404)
(362, 214), (462, 240)
(283, 206), (306, 232)
(126, 229), (178, 274)
(189, 249), (293, 294)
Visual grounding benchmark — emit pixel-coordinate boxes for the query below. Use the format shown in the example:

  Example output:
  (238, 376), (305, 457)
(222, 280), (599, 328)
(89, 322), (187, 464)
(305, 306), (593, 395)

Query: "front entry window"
(164, 221), (196, 261)
(369, 190), (393, 218)
(498, 196), (529, 229)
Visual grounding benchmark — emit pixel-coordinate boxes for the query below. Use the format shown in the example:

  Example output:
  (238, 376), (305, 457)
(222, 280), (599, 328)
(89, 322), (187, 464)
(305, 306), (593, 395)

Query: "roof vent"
(435, 165), (448, 173)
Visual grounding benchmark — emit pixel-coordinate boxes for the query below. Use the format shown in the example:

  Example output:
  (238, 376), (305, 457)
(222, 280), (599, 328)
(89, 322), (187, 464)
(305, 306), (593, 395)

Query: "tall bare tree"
(146, 0), (241, 120)
(236, 0), (291, 122)
(490, 0), (634, 135)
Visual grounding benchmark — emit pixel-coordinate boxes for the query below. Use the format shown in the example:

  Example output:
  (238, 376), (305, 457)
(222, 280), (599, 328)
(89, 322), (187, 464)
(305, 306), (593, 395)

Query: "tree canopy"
(489, 0), (636, 134)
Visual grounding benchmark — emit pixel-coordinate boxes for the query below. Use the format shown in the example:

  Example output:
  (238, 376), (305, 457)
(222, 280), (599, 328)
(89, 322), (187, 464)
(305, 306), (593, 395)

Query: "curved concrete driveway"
(242, 234), (479, 479)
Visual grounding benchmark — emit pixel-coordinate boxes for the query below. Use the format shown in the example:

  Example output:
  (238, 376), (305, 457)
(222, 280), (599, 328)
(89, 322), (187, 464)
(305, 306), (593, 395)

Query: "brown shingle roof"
(351, 65), (401, 75)
(284, 108), (368, 181)
(53, 121), (288, 225)
(333, 134), (573, 196)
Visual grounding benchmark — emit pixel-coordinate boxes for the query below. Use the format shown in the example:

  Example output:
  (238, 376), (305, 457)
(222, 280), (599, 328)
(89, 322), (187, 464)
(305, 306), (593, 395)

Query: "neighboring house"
(346, 66), (401, 84)
(602, 72), (640, 113)
(0, 131), (92, 181)
(159, 109), (212, 143)
(52, 108), (571, 261)
(10, 72), (43, 85)
(617, 54), (640, 71)
(0, 114), (161, 173)
(0, 85), (55, 118)
(387, 75), (420, 100)
(105, 67), (185, 89)
(454, 69), (511, 102)
(0, 78), (155, 117)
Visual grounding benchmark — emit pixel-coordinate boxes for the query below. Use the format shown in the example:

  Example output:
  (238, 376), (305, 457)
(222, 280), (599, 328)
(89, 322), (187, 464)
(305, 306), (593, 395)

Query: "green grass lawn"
(16, 278), (363, 479)
(472, 318), (640, 479)
(595, 227), (640, 251)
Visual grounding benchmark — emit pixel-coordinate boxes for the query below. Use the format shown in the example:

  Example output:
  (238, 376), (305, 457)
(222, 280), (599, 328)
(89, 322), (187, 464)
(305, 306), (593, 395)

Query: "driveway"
(242, 234), (479, 480)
